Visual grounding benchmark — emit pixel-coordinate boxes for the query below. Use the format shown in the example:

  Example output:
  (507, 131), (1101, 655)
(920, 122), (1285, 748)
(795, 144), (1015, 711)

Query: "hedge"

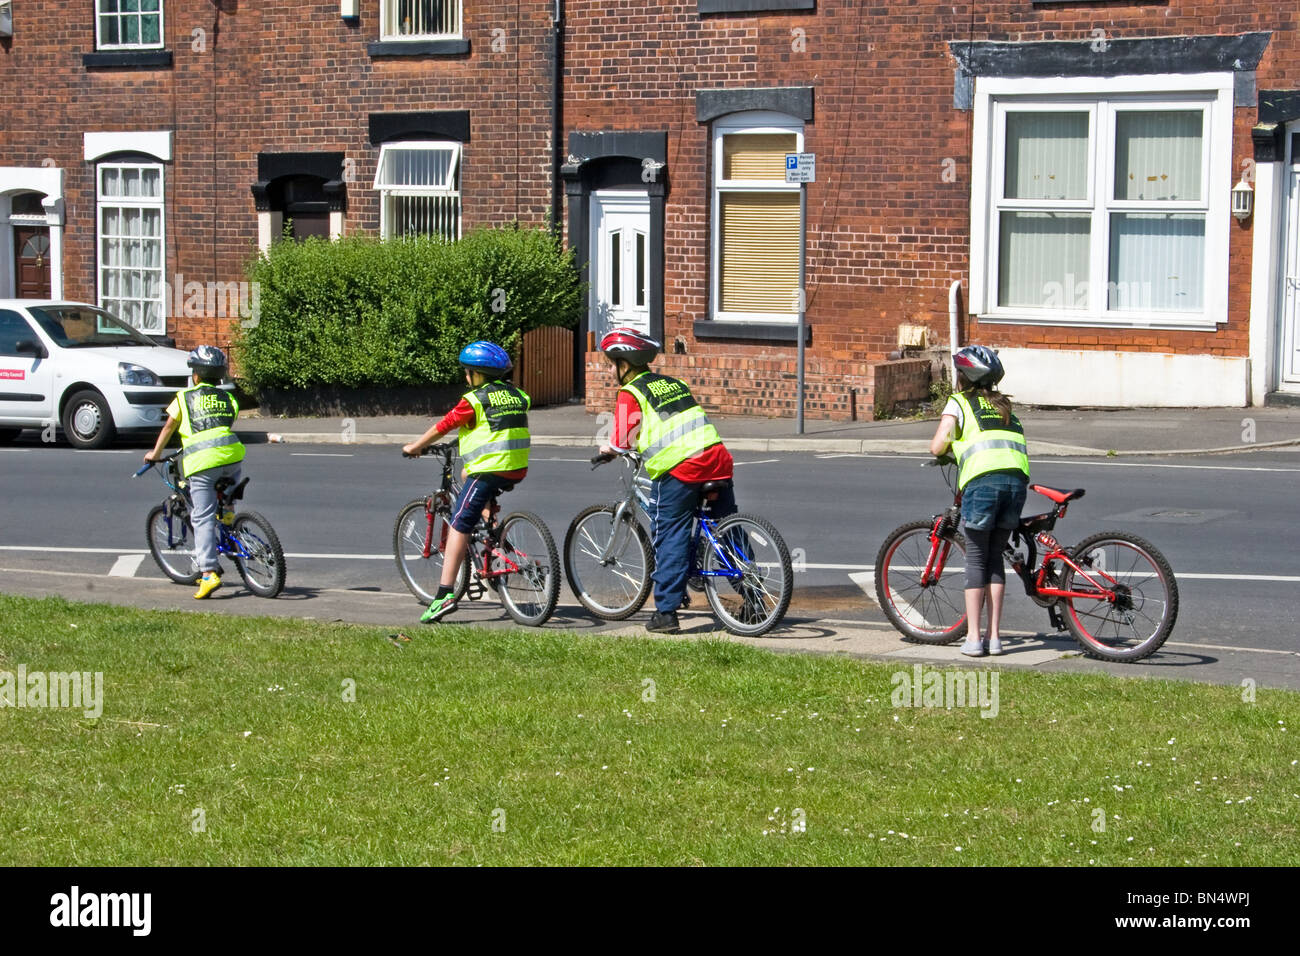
(234, 227), (582, 390)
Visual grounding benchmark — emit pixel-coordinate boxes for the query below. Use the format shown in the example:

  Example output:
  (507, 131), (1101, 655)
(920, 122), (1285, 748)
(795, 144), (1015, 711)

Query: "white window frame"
(379, 0), (463, 41)
(95, 0), (165, 52)
(710, 111), (805, 324)
(96, 161), (166, 334)
(374, 141), (462, 241)
(969, 73), (1234, 331)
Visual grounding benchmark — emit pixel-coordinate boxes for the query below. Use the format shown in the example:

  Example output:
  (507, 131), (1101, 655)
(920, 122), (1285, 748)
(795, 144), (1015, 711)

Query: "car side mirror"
(14, 339), (47, 359)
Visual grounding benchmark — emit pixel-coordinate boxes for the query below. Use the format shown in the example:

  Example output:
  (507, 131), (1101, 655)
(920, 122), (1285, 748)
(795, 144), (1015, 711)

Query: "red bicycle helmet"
(599, 327), (660, 367)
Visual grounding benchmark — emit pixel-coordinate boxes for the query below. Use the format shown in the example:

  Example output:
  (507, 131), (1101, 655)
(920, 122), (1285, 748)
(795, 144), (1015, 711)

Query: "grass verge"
(1, 593), (1296, 865)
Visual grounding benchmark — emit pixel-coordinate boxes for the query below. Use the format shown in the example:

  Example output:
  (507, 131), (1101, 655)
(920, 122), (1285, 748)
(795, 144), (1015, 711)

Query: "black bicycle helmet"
(187, 345), (228, 369)
(953, 345), (1004, 388)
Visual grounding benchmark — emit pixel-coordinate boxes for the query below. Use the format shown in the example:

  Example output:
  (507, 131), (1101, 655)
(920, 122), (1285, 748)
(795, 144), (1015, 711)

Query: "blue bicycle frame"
(600, 451), (746, 584)
(136, 454), (257, 562)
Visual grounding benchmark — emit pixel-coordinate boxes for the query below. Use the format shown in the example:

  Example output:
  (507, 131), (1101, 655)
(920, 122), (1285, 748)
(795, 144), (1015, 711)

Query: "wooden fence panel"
(513, 325), (574, 406)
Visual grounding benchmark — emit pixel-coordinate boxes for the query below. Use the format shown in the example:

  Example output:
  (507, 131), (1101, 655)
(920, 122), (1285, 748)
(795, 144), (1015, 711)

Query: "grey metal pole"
(796, 182), (806, 435)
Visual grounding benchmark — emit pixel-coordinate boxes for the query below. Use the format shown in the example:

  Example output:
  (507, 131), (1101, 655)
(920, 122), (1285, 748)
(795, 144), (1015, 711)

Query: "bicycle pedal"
(465, 579), (487, 601)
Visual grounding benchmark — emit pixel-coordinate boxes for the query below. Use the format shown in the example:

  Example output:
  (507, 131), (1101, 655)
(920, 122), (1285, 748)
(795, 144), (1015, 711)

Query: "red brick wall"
(564, 1), (1300, 413)
(0, 1), (556, 351)
(584, 352), (930, 421)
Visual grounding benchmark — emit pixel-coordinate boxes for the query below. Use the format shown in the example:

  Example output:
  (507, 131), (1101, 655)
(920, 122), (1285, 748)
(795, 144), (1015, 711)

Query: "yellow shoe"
(194, 572), (222, 599)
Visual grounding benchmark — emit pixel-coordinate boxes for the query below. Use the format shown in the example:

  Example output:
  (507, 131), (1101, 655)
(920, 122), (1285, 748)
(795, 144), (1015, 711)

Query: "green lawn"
(1, 593), (1296, 866)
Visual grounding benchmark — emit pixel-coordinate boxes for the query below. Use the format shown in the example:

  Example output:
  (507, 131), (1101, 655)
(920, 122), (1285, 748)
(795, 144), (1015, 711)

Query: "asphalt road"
(2, 440), (1299, 686)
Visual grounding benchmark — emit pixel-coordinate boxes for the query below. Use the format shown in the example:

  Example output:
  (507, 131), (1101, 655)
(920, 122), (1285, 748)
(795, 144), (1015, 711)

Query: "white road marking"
(1041, 459), (1300, 474)
(735, 458), (781, 465)
(108, 553), (146, 577)
(0, 546), (1294, 582)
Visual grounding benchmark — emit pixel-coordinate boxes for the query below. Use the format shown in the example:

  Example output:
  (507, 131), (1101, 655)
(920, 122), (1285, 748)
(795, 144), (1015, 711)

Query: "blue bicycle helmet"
(458, 341), (513, 376)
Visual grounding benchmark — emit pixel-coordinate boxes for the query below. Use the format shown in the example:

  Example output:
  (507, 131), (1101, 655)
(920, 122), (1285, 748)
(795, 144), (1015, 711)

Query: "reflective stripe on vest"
(949, 392), (1029, 490)
(175, 385), (245, 477)
(459, 381), (531, 474)
(621, 372), (722, 480)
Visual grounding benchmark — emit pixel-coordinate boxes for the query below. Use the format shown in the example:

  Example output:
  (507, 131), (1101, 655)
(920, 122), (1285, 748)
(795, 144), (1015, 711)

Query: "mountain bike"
(134, 452), (286, 598)
(393, 443), (560, 626)
(874, 455), (1179, 662)
(565, 451), (793, 637)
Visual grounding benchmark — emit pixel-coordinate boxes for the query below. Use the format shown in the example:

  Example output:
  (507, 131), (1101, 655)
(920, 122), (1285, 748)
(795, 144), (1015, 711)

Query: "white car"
(0, 300), (196, 449)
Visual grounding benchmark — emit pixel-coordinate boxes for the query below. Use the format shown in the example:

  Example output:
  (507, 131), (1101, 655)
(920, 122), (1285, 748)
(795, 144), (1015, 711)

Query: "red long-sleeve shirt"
(611, 389), (733, 482)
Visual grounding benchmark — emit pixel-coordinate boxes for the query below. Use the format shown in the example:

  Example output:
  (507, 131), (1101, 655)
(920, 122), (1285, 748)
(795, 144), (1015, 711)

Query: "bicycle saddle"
(1031, 484), (1085, 504)
(700, 479), (732, 499)
(214, 476), (250, 501)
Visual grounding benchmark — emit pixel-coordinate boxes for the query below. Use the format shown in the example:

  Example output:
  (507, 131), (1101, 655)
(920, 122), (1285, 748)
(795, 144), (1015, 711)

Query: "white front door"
(1282, 154), (1300, 387)
(590, 191), (650, 338)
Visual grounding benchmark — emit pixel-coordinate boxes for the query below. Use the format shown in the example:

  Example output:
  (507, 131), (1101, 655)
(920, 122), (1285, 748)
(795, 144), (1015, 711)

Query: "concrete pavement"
(238, 402), (1300, 457)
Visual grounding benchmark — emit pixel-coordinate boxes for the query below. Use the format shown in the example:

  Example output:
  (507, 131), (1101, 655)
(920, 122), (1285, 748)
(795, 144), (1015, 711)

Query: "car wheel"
(62, 389), (117, 449)
(0, 428), (22, 444)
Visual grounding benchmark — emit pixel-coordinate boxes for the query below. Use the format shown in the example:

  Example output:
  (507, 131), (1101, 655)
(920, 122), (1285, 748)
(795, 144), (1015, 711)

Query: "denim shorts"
(449, 473), (517, 532)
(960, 471), (1028, 532)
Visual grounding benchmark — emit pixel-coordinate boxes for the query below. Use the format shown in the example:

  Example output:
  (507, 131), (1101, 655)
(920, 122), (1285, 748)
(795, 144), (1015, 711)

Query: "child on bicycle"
(929, 345), (1029, 657)
(143, 345), (245, 599)
(596, 328), (735, 634)
(402, 341), (530, 624)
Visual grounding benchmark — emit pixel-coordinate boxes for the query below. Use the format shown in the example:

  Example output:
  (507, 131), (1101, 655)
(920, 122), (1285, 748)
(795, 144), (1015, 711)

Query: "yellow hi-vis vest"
(621, 371), (722, 480)
(174, 385), (245, 478)
(949, 391), (1030, 490)
(459, 381), (531, 474)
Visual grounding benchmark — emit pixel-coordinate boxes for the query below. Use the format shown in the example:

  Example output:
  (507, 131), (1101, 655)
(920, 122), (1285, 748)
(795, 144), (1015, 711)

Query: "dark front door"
(14, 227), (51, 298)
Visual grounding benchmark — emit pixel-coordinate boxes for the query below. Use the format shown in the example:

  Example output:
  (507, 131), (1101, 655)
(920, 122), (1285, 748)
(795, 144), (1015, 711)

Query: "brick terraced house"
(3, 2), (1299, 418)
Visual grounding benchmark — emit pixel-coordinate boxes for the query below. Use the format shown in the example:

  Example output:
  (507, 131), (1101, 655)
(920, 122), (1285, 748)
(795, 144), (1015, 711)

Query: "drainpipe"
(948, 278), (963, 384)
(549, 0), (564, 238)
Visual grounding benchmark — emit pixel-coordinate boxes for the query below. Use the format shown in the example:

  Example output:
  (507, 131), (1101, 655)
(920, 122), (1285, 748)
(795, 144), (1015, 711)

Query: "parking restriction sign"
(785, 153), (815, 183)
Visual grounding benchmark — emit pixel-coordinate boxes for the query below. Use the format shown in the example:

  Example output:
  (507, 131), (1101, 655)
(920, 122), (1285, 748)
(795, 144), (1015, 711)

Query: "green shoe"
(421, 593), (459, 624)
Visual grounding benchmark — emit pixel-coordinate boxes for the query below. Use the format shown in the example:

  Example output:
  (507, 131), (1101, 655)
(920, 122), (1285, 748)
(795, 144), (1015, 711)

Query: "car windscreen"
(27, 306), (157, 348)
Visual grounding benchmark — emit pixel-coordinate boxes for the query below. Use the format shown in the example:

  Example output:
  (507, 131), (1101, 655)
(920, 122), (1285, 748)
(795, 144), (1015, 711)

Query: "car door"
(0, 308), (54, 423)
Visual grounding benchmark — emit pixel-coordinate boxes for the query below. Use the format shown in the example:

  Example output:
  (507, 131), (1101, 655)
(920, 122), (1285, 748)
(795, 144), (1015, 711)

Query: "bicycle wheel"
(564, 503), (654, 620)
(493, 511), (560, 626)
(701, 513), (793, 637)
(1059, 531), (1179, 663)
(229, 511), (286, 598)
(393, 498), (469, 605)
(874, 520), (968, 643)
(146, 503), (200, 584)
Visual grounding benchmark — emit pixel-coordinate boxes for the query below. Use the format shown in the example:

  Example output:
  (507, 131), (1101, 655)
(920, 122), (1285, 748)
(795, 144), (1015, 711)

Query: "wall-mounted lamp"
(1232, 178), (1254, 222)
(0, 0), (14, 39)
(340, 0), (359, 22)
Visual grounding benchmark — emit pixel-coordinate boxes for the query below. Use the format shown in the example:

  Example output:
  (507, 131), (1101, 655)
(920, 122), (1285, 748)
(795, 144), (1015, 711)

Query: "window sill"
(699, 0), (816, 13)
(976, 313), (1223, 332)
(693, 319), (810, 344)
(367, 39), (470, 58)
(83, 50), (173, 69)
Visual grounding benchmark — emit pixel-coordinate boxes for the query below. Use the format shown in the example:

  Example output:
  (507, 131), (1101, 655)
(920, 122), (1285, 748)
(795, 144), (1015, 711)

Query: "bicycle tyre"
(874, 519), (969, 643)
(146, 503), (200, 585)
(230, 511), (286, 598)
(393, 498), (469, 606)
(494, 511), (560, 626)
(563, 503), (654, 620)
(702, 512), (793, 637)
(1059, 530), (1179, 663)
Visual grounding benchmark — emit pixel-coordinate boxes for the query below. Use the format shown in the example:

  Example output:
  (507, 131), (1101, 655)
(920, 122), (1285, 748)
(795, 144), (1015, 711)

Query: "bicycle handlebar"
(404, 443), (455, 460)
(133, 451), (180, 477)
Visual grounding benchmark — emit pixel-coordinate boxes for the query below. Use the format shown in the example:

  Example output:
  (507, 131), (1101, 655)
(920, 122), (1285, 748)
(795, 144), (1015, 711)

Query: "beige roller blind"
(723, 133), (798, 180)
(720, 191), (800, 313)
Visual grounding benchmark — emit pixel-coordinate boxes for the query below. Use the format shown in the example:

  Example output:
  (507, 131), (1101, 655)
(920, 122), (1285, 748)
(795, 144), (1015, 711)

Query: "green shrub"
(234, 227), (581, 390)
